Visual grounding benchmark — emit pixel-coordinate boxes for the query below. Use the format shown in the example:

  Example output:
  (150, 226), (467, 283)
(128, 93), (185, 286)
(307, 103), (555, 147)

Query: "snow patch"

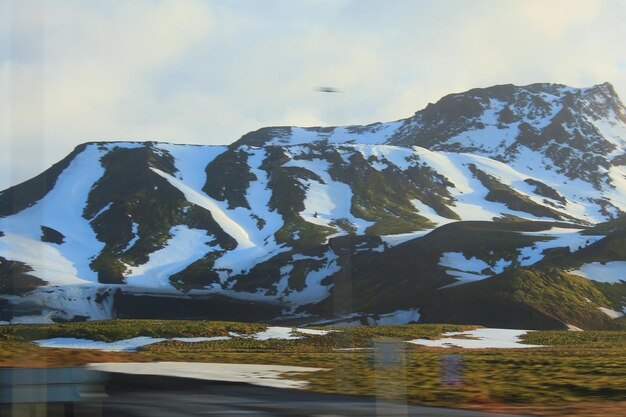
(34, 337), (167, 352)
(598, 307), (624, 319)
(283, 158), (374, 235)
(123, 222), (140, 252)
(254, 326), (302, 340)
(151, 168), (255, 249)
(0, 233), (92, 285)
(407, 328), (542, 349)
(380, 230), (432, 247)
(34, 326), (335, 352)
(157, 146), (286, 279)
(282, 250), (339, 307)
(439, 271), (491, 289)
(570, 261), (626, 284)
(124, 225), (213, 289)
(411, 199), (455, 226)
(294, 328), (333, 336)
(0, 144), (107, 285)
(440, 253), (491, 274)
(439, 253), (493, 287)
(33, 335), (233, 352)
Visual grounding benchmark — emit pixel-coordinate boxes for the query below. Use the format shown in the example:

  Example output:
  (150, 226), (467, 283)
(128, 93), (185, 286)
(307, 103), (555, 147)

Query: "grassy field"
(1, 320), (625, 415)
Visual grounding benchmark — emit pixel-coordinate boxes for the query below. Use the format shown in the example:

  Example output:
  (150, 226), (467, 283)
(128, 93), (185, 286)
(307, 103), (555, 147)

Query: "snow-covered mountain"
(1, 82), (626, 329)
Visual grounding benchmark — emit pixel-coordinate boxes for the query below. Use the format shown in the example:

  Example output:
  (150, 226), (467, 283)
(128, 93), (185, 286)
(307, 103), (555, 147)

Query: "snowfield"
(124, 225), (214, 290)
(283, 157), (374, 235)
(0, 145), (107, 285)
(151, 167), (255, 250)
(407, 328), (542, 349)
(439, 228), (603, 287)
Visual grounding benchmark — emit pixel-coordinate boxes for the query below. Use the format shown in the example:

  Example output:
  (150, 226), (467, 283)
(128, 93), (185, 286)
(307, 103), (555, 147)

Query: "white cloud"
(1, 0), (626, 189)
(519, 0), (602, 36)
(1, 0), (213, 187)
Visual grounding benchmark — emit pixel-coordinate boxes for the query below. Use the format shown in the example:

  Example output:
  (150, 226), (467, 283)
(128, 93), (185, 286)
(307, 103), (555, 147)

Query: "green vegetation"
(76, 144), (237, 287)
(317, 221), (553, 315)
(552, 230), (626, 267)
(421, 267), (626, 330)
(593, 281), (626, 312)
(262, 148), (336, 246)
(168, 253), (223, 292)
(0, 320), (266, 343)
(84, 146), (189, 283)
(405, 160), (460, 220)
(521, 330), (626, 347)
(524, 178), (566, 203)
(40, 226), (65, 244)
(203, 148), (256, 209)
(0, 257), (47, 296)
(583, 215), (626, 234)
(329, 151), (434, 235)
(0, 320), (625, 409)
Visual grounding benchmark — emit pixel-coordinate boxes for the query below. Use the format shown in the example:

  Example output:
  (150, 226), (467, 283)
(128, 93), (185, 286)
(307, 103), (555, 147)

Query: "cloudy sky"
(1, 0), (625, 189)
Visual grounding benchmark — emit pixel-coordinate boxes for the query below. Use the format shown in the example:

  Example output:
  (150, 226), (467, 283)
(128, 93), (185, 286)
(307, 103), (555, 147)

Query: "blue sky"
(1, 0), (626, 189)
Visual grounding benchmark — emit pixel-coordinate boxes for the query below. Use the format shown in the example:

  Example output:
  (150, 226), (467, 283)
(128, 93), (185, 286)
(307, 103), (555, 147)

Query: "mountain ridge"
(1, 82), (625, 329)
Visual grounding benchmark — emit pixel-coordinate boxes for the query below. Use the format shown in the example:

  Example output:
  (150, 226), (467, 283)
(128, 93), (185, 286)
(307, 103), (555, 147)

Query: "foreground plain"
(0, 320), (625, 416)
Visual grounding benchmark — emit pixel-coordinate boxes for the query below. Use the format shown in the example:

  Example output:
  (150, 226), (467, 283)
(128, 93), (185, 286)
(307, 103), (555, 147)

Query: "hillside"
(1, 82), (625, 329)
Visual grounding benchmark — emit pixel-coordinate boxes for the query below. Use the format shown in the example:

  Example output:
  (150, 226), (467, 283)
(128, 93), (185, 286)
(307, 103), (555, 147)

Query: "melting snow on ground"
(282, 251), (340, 307)
(88, 362), (325, 389)
(597, 307), (625, 319)
(439, 228), (603, 287)
(34, 336), (169, 352)
(411, 199), (455, 227)
(439, 253), (492, 287)
(34, 326), (544, 352)
(124, 225), (213, 289)
(0, 145), (107, 285)
(283, 157), (374, 235)
(520, 227), (602, 252)
(34, 327), (334, 352)
(153, 145), (286, 278)
(0, 234), (92, 285)
(253, 326), (303, 340)
(380, 230), (432, 247)
(33, 336), (232, 352)
(570, 261), (626, 284)
(151, 167), (255, 250)
(407, 328), (542, 349)
(294, 328), (333, 336)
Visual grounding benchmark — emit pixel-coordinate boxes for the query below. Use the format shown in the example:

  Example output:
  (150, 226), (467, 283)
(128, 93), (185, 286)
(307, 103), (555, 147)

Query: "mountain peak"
(233, 82), (624, 148)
